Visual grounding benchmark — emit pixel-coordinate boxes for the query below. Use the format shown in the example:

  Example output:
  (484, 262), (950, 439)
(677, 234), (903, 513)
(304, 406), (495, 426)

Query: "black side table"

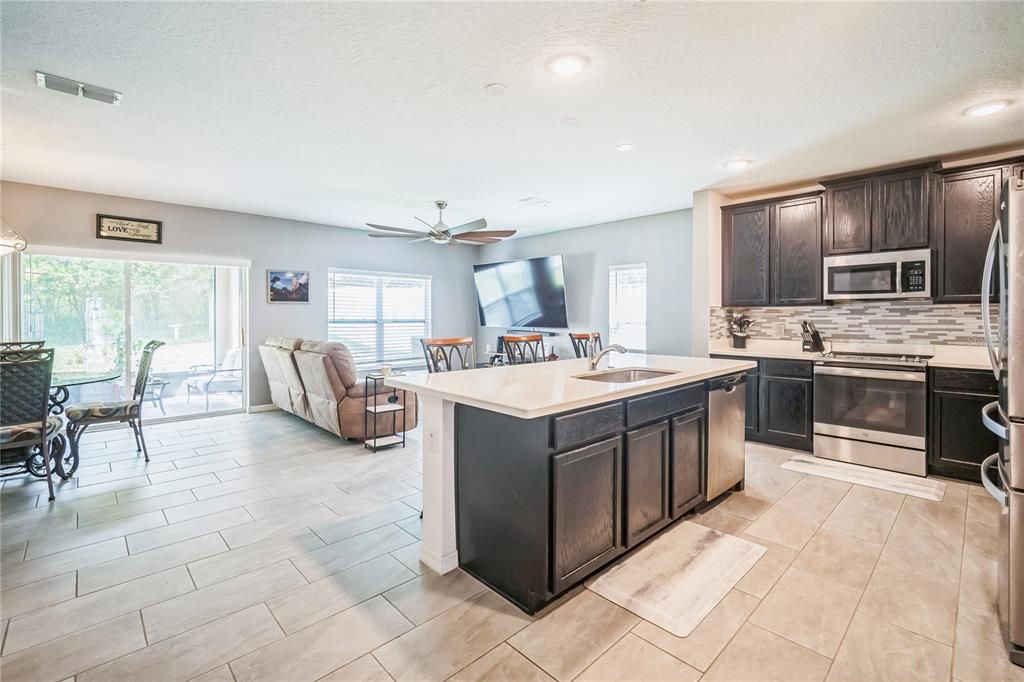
(363, 373), (407, 452)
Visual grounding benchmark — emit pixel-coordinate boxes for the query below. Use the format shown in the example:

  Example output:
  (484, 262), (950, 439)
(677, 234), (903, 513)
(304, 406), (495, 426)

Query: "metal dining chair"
(0, 348), (60, 501)
(503, 334), (545, 365)
(570, 332), (602, 358)
(66, 340), (164, 463)
(0, 341), (46, 351)
(421, 337), (476, 372)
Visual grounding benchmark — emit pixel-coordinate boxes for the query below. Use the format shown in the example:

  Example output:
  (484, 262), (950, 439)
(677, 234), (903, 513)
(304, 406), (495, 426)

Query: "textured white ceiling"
(2, 2), (1023, 236)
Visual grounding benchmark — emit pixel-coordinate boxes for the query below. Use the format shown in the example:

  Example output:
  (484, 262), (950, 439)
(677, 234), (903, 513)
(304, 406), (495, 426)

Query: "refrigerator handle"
(982, 400), (1009, 441)
(981, 218), (1002, 380)
(980, 453), (1007, 508)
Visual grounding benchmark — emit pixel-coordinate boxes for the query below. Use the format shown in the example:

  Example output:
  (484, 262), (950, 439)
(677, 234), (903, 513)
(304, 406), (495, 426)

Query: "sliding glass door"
(19, 253), (247, 419)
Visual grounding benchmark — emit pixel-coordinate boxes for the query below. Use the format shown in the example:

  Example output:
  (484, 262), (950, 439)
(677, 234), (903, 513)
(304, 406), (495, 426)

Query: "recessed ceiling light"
(560, 116), (580, 127)
(617, 143), (634, 152)
(963, 100), (1010, 117)
(483, 82), (507, 98)
(723, 159), (754, 170)
(547, 54), (587, 76)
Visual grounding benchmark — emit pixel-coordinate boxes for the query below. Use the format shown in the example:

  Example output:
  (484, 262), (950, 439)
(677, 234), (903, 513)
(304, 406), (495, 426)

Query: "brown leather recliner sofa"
(257, 337), (417, 440)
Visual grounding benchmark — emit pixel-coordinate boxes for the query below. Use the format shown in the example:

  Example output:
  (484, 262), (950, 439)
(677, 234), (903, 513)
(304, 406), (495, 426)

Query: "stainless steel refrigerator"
(981, 175), (1024, 667)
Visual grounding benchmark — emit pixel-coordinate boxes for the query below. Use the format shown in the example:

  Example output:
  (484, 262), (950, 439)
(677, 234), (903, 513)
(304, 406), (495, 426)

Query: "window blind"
(327, 269), (432, 365)
(608, 263), (647, 352)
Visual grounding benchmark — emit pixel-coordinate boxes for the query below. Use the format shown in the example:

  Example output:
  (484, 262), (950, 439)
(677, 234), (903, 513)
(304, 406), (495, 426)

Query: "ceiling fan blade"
(368, 233), (420, 239)
(366, 223), (426, 235)
(457, 229), (516, 239)
(414, 216), (438, 232)
(452, 235), (502, 244)
(447, 218), (487, 236)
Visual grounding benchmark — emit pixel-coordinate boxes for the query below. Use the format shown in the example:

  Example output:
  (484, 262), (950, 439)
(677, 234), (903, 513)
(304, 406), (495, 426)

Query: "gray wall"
(2, 181), (480, 405)
(474, 210), (694, 359)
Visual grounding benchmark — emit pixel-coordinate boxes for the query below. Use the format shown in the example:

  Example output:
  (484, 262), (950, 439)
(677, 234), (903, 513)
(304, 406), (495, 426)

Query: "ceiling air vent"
(518, 196), (552, 207)
(35, 71), (122, 105)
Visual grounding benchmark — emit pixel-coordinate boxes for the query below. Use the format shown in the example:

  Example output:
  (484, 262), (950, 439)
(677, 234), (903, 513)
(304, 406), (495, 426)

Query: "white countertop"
(383, 353), (757, 419)
(709, 339), (993, 371)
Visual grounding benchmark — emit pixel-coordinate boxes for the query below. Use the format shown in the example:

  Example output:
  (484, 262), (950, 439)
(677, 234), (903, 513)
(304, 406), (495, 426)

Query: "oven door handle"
(981, 400), (1009, 441)
(813, 365), (926, 382)
(980, 453), (1007, 508)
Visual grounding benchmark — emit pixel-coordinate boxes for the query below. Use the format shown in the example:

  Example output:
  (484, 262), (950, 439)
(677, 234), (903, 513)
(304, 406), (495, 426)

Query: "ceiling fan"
(367, 200), (516, 246)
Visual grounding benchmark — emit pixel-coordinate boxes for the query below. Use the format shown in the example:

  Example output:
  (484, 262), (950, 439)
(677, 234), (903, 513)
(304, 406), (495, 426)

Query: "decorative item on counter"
(546, 350), (559, 362)
(727, 313), (755, 349)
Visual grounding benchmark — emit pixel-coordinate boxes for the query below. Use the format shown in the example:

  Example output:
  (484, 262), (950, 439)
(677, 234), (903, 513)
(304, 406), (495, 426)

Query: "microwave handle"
(981, 219), (1002, 380)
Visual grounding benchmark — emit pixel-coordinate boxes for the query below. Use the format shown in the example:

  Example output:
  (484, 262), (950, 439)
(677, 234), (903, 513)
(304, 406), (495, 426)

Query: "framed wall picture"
(96, 214), (162, 244)
(267, 269), (310, 303)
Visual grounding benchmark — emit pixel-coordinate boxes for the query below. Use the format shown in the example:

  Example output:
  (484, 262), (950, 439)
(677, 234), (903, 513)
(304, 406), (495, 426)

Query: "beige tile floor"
(1, 413), (1020, 682)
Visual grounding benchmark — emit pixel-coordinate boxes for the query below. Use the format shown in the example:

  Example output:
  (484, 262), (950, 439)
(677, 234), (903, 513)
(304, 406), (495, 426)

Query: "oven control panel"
(901, 260), (927, 293)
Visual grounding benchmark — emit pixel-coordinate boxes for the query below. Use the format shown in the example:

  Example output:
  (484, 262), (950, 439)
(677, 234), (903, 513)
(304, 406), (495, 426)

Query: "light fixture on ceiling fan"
(366, 201), (516, 246)
(0, 217), (28, 256)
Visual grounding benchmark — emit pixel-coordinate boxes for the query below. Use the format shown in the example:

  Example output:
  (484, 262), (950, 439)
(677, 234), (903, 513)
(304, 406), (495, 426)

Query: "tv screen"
(473, 255), (569, 328)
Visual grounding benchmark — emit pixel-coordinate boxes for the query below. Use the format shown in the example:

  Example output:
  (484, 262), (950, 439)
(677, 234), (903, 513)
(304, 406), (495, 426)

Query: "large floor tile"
(449, 643), (554, 682)
(691, 505), (752, 536)
(381, 565), (484, 625)
(744, 504), (823, 550)
(4, 566), (193, 654)
(748, 567), (860, 657)
(267, 554), (414, 634)
(878, 515), (962, 583)
(126, 507), (252, 553)
(820, 487), (903, 544)
(319, 654), (395, 682)
(734, 533), (798, 598)
(576, 632), (700, 681)
(230, 596), (412, 682)
(791, 527), (882, 590)
(0, 571), (76, 622)
(219, 504), (337, 548)
(633, 589), (760, 672)
(2, 536), (127, 590)
(774, 477), (851, 519)
(701, 623), (830, 682)
(78, 604), (283, 682)
(953, 602), (1024, 682)
(26, 510), (167, 559)
(187, 528), (323, 587)
(142, 560), (306, 642)
(162, 486), (273, 524)
(375, 590), (530, 681)
(508, 590), (638, 682)
(826, 612), (951, 682)
(312, 500), (418, 544)
(78, 532), (227, 594)
(290, 524), (417, 582)
(858, 560), (958, 645)
(77, 491), (197, 527)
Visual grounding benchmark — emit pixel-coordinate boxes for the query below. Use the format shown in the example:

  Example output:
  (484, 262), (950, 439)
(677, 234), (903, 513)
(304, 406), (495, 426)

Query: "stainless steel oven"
(813, 362), (928, 476)
(823, 248), (931, 301)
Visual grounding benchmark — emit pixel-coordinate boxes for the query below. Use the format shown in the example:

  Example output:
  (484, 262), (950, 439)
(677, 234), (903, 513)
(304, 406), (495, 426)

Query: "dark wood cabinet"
(722, 203), (771, 306)
(551, 436), (624, 593)
(873, 168), (931, 251)
(670, 409), (705, 518)
(773, 196), (823, 305)
(928, 368), (999, 482)
(624, 422), (671, 547)
(824, 178), (872, 254)
(935, 165), (1003, 303)
(759, 360), (814, 451)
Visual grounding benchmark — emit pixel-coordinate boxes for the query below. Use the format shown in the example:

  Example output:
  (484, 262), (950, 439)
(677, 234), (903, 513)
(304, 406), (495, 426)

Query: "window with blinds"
(608, 263), (647, 352)
(327, 269), (432, 365)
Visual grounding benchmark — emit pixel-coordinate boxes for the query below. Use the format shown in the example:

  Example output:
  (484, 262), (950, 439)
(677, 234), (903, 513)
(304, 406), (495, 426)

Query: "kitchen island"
(385, 353), (756, 612)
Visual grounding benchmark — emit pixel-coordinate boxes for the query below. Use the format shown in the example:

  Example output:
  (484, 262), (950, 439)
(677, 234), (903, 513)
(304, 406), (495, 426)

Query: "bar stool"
(503, 334), (545, 365)
(569, 332), (602, 359)
(421, 337), (476, 372)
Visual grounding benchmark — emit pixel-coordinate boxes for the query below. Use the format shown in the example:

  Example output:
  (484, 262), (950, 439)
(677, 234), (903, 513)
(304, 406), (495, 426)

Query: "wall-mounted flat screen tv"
(473, 255), (569, 328)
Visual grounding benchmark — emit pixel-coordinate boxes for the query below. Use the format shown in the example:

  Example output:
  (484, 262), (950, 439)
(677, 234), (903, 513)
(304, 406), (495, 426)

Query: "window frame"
(608, 262), (648, 352)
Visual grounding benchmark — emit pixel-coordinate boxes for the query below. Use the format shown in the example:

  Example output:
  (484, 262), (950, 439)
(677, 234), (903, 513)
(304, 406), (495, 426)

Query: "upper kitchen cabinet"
(873, 167), (931, 251)
(722, 194), (822, 307)
(934, 164), (1003, 303)
(824, 178), (872, 254)
(772, 196), (823, 305)
(722, 203), (771, 306)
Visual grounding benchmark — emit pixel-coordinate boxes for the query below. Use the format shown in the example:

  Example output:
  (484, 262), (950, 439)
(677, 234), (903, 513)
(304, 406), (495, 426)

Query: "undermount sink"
(572, 367), (679, 384)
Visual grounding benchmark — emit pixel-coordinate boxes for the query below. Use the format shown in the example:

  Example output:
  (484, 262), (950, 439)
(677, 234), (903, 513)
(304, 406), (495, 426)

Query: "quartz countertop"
(709, 338), (993, 371)
(383, 353), (756, 419)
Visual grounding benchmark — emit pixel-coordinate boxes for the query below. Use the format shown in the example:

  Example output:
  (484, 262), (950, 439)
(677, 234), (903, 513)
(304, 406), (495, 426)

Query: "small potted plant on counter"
(727, 313), (755, 349)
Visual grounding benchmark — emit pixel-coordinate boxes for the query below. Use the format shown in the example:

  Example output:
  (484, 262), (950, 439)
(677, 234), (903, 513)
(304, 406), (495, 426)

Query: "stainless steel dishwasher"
(706, 373), (747, 501)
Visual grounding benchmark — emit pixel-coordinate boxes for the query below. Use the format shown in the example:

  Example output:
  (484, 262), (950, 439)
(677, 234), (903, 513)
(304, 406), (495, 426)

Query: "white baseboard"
(247, 404), (280, 413)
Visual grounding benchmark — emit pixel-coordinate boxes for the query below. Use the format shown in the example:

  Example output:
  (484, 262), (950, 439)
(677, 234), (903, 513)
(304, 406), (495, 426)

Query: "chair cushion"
(66, 400), (140, 423)
(0, 416), (63, 446)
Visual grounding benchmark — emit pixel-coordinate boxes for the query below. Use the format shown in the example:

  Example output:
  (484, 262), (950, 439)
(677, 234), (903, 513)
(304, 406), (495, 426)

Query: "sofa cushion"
(258, 343), (293, 413)
(272, 346), (311, 420)
(293, 350), (344, 436)
(267, 336), (303, 350)
(299, 340), (358, 388)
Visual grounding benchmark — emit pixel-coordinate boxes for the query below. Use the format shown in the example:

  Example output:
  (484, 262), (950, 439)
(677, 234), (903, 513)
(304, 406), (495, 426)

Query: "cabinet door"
(772, 196), (823, 305)
(722, 204), (771, 306)
(625, 422), (671, 547)
(744, 368), (760, 437)
(935, 166), (1002, 303)
(929, 389), (999, 481)
(551, 436), (623, 593)
(873, 168), (931, 251)
(825, 179), (872, 254)
(671, 410), (704, 518)
(760, 374), (813, 451)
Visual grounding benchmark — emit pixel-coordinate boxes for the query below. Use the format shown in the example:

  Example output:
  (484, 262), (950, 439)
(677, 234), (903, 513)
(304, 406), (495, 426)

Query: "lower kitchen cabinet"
(928, 368), (999, 482)
(551, 436), (624, 593)
(624, 422), (671, 547)
(670, 408), (705, 517)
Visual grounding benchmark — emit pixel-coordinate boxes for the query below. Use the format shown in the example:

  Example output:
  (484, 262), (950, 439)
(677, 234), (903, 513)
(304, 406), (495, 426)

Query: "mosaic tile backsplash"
(711, 301), (994, 346)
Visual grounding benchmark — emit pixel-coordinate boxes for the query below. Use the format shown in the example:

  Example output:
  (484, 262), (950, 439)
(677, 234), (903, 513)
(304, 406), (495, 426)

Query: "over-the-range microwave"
(823, 248), (931, 301)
